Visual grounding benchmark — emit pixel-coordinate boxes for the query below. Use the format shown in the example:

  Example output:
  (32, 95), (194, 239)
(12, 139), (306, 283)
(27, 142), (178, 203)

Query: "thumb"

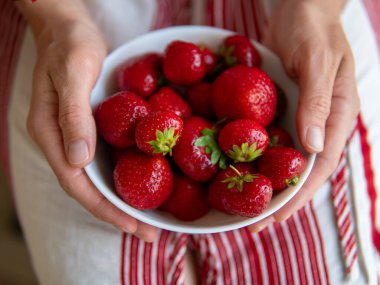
(296, 51), (341, 153)
(55, 53), (102, 167)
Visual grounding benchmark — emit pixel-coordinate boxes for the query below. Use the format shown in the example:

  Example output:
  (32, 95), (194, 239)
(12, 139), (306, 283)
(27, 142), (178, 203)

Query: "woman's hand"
(18, 0), (157, 241)
(249, 0), (360, 231)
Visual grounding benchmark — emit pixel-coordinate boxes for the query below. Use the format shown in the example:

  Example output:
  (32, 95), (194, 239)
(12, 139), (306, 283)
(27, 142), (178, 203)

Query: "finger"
(296, 46), (342, 153)
(28, 67), (141, 234)
(134, 223), (158, 242)
(51, 49), (104, 167)
(274, 56), (359, 221)
(248, 215), (276, 233)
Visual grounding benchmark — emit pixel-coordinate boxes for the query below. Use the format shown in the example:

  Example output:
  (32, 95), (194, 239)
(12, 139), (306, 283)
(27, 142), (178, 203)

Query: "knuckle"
(303, 94), (331, 119)
(59, 103), (83, 130)
(56, 172), (75, 197)
(66, 48), (100, 75)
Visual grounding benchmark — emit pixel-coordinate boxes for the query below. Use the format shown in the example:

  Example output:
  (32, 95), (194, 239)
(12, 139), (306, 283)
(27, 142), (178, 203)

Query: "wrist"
(16, 0), (97, 50)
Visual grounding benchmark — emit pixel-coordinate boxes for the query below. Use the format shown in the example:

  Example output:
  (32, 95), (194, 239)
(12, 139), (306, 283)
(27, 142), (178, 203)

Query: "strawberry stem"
(286, 176), (300, 186)
(221, 165), (257, 192)
(148, 127), (179, 156)
(227, 142), (263, 163)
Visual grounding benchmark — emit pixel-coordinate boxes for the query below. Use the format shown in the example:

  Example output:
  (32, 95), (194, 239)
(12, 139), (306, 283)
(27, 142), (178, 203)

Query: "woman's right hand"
(19, 0), (157, 242)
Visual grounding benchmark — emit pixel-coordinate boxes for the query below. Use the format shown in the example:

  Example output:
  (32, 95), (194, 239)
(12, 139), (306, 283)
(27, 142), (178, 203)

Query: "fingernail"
(68, 139), (89, 164)
(306, 126), (324, 152)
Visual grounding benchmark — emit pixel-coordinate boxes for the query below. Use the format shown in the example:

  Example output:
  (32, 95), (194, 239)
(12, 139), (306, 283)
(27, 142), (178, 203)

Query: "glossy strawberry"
(163, 41), (206, 85)
(117, 53), (161, 97)
(160, 174), (210, 221)
(172, 117), (223, 182)
(212, 65), (277, 127)
(200, 45), (218, 73)
(208, 164), (272, 217)
(268, 126), (294, 148)
(222, 34), (261, 67)
(186, 82), (214, 119)
(135, 111), (183, 156)
(95, 91), (150, 148)
(257, 147), (306, 191)
(114, 149), (173, 209)
(218, 119), (268, 162)
(148, 87), (192, 119)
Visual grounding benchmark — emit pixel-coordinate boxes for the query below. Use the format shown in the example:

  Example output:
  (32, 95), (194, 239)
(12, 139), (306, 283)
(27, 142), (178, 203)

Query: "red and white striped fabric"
(330, 149), (358, 276)
(0, 0), (25, 183)
(3, 0), (380, 285)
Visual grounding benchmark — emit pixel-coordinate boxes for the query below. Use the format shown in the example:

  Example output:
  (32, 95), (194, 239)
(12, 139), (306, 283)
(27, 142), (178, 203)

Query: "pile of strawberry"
(95, 34), (306, 222)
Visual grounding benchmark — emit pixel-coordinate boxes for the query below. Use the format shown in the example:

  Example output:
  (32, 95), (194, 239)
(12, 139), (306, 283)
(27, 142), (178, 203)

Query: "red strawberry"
(208, 164), (272, 217)
(218, 119), (269, 162)
(163, 41), (206, 85)
(117, 53), (161, 97)
(268, 126), (294, 148)
(222, 34), (261, 67)
(160, 174), (210, 221)
(186, 82), (214, 119)
(95, 91), (150, 148)
(200, 45), (218, 73)
(135, 111), (183, 156)
(114, 149), (173, 209)
(212, 65), (277, 127)
(257, 147), (306, 191)
(148, 87), (192, 119)
(172, 117), (224, 182)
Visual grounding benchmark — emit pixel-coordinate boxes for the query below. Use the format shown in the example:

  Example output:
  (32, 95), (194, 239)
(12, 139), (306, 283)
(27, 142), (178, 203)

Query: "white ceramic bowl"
(86, 26), (316, 234)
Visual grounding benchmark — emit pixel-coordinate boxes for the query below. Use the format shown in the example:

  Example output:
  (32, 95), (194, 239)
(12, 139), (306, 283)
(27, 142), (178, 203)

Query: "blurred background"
(0, 170), (38, 284)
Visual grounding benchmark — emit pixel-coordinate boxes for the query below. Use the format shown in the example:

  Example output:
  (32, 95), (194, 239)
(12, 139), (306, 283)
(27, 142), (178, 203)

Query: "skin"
(249, 0), (359, 231)
(16, 0), (359, 238)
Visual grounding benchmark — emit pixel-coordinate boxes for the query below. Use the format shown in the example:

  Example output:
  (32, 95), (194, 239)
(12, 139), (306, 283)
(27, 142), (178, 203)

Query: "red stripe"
(207, 0), (215, 26)
(222, 0), (227, 29)
(287, 217), (308, 284)
(0, 1), (26, 182)
(348, 251), (358, 272)
(240, 0), (249, 37)
(143, 243), (152, 285)
(171, 255), (185, 285)
(156, 231), (170, 285)
(212, 233), (232, 284)
(332, 166), (346, 188)
(357, 115), (380, 253)
(250, 0), (262, 41)
(332, 180), (346, 199)
(274, 223), (294, 283)
(129, 237), (139, 285)
(310, 201), (330, 283)
(241, 228), (263, 284)
(258, 228), (279, 284)
(225, 231), (245, 285)
(120, 233), (127, 285)
(344, 233), (356, 256)
(339, 215), (352, 237)
(299, 208), (322, 285)
(336, 198), (349, 220)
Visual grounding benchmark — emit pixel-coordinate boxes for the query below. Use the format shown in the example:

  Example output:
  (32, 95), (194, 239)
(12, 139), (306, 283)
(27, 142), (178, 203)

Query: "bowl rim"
(85, 25), (316, 234)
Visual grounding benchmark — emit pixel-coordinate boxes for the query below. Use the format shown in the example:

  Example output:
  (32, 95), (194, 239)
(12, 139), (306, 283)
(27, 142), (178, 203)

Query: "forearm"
(16, 0), (95, 49)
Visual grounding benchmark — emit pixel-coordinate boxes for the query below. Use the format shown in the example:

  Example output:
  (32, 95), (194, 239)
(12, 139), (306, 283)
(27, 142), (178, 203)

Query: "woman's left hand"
(249, 0), (360, 232)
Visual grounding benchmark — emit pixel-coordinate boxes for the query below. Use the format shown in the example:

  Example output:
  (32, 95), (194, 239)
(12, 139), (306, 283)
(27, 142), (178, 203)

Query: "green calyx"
(148, 127), (179, 156)
(269, 136), (279, 147)
(194, 127), (227, 169)
(286, 176), (300, 186)
(222, 165), (258, 192)
(227, 142), (263, 163)
(220, 45), (237, 66)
